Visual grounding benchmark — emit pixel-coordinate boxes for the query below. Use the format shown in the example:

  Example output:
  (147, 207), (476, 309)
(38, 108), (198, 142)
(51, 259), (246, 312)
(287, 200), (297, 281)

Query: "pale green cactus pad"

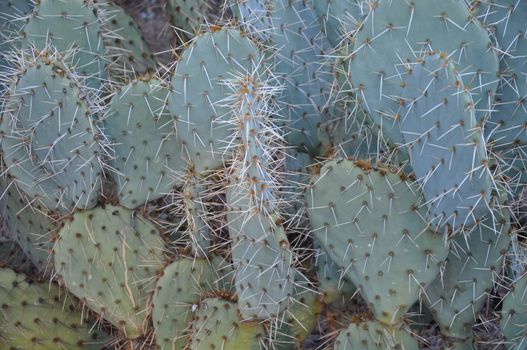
(189, 297), (266, 350)
(349, 0), (499, 147)
(0, 55), (104, 213)
(53, 204), (166, 338)
(0, 267), (109, 349)
(307, 160), (449, 325)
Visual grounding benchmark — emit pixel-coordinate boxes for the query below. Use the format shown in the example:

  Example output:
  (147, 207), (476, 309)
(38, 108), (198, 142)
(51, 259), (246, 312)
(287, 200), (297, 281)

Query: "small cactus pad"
(0, 267), (108, 349)
(0, 0), (32, 87)
(181, 180), (212, 257)
(21, 0), (107, 88)
(152, 256), (233, 350)
(227, 178), (295, 320)
(53, 204), (166, 338)
(334, 321), (419, 350)
(189, 297), (265, 350)
(424, 208), (510, 340)
(0, 55), (104, 212)
(306, 160), (449, 324)
(275, 288), (324, 349)
(400, 54), (492, 229)
(349, 0), (498, 146)
(104, 79), (183, 208)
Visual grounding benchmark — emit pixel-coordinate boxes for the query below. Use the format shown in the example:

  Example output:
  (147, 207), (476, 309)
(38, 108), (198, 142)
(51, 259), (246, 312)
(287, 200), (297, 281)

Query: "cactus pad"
(53, 204), (166, 338)
(306, 160), (449, 324)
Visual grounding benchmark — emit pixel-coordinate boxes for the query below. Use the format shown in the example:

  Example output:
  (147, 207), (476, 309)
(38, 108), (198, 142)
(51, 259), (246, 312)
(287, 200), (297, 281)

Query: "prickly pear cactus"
(0, 267), (108, 349)
(313, 0), (369, 46)
(168, 0), (212, 37)
(0, 54), (104, 212)
(53, 204), (166, 338)
(152, 256), (234, 350)
(349, 0), (499, 146)
(104, 79), (182, 209)
(21, 0), (107, 88)
(168, 27), (261, 174)
(229, 0), (273, 42)
(189, 297), (265, 350)
(2, 179), (54, 272)
(307, 160), (449, 325)
(0, 0), (32, 88)
(473, 0), (527, 196)
(334, 321), (419, 350)
(225, 71), (296, 320)
(400, 54), (492, 229)
(500, 272), (527, 350)
(97, 0), (156, 78)
(270, 0), (335, 155)
(424, 207), (510, 342)
(315, 241), (357, 304)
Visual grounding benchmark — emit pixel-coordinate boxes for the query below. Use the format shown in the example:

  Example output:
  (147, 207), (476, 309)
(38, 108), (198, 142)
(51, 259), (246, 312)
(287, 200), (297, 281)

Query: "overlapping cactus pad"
(0, 267), (109, 349)
(53, 205), (166, 338)
(307, 160), (449, 325)
(1, 54), (104, 212)
(1, 0), (527, 349)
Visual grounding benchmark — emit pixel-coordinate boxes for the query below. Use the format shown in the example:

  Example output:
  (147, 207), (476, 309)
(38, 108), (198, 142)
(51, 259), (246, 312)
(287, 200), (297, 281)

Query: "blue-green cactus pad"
(104, 79), (183, 208)
(306, 159), (449, 324)
(0, 56), (104, 212)
(53, 205), (166, 338)
(400, 54), (492, 229)
(349, 0), (499, 146)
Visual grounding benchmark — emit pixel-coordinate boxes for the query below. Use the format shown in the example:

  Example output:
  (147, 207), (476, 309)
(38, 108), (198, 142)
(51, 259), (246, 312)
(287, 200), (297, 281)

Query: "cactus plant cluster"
(1, 0), (527, 349)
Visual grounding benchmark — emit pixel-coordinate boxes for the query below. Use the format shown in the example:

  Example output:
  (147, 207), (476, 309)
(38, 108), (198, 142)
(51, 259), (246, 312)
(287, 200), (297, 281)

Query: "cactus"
(1, 0), (527, 348)
(0, 0), (32, 92)
(104, 79), (181, 209)
(274, 287), (324, 349)
(167, 0), (213, 38)
(189, 297), (266, 350)
(269, 0), (336, 156)
(167, 27), (261, 175)
(314, 241), (357, 305)
(97, 0), (156, 79)
(21, 0), (107, 89)
(400, 53), (492, 230)
(53, 204), (166, 338)
(151, 256), (234, 350)
(307, 159), (449, 325)
(0, 267), (108, 349)
(0, 54), (104, 212)
(424, 206), (510, 343)
(334, 321), (419, 350)
(225, 68), (296, 320)
(228, 0), (273, 42)
(472, 0), (527, 196)
(1, 178), (55, 272)
(500, 272), (527, 349)
(313, 0), (370, 47)
(348, 0), (499, 147)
